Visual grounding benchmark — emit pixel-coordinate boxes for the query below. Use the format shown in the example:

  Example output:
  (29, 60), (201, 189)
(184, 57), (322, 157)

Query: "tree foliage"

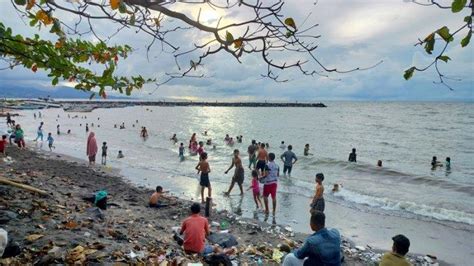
(406, 0), (473, 90)
(1, 0), (381, 96)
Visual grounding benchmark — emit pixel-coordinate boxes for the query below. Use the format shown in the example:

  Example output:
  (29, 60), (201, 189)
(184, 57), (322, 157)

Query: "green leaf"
(52, 76), (59, 85)
(119, 3), (127, 14)
(438, 55), (451, 62)
(404, 67), (416, 80)
(284, 17), (296, 29)
(436, 26), (453, 42)
(424, 33), (435, 54)
(461, 30), (471, 47)
(464, 16), (473, 24)
(89, 93), (96, 100)
(225, 31), (234, 43)
(29, 19), (38, 27)
(451, 0), (467, 13)
(14, 0), (27, 5)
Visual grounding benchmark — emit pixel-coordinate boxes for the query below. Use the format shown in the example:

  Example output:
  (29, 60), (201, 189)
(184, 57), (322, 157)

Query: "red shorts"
(263, 183), (277, 199)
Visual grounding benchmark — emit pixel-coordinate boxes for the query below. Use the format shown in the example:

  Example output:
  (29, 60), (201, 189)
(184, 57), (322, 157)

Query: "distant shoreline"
(58, 100), (327, 112)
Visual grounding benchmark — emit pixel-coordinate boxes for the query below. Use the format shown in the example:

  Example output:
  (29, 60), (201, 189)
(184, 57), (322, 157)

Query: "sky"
(0, 0), (473, 101)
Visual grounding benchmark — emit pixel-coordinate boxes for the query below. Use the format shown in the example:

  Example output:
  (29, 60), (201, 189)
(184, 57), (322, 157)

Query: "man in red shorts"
(260, 153), (279, 217)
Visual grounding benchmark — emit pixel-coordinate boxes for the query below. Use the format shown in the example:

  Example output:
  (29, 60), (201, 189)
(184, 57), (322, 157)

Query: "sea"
(3, 102), (474, 264)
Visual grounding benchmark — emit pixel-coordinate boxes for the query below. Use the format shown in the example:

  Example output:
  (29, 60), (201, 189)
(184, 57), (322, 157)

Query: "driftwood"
(0, 177), (49, 196)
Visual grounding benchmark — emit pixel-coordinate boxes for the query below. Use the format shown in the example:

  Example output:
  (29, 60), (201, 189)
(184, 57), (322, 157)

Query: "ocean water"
(5, 102), (474, 227)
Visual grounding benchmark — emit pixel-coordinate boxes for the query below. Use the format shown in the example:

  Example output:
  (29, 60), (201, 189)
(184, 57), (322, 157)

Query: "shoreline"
(0, 147), (437, 265)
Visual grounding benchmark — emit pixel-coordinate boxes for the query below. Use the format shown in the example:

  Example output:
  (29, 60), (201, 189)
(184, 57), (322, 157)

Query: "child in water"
(445, 157), (451, 169)
(179, 143), (185, 161)
(47, 133), (55, 151)
(117, 150), (124, 159)
(304, 144), (311, 156)
(195, 152), (211, 203)
(310, 173), (325, 214)
(247, 170), (263, 209)
(101, 142), (108, 165)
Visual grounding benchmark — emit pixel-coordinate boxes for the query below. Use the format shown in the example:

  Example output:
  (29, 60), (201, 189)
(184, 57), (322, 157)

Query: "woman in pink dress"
(87, 132), (98, 165)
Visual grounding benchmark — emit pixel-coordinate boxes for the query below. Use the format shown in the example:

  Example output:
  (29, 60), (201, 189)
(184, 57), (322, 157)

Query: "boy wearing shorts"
(196, 152), (211, 203)
(260, 153), (279, 216)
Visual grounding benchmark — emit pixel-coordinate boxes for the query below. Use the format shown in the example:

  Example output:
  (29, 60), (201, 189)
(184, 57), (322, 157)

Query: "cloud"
(0, 0), (472, 101)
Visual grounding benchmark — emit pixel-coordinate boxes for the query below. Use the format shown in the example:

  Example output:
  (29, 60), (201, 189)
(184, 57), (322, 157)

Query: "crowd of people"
(1, 111), (440, 266)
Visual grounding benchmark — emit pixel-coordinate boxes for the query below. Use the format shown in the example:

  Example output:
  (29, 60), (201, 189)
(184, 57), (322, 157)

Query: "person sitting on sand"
(179, 203), (235, 256)
(117, 150), (124, 159)
(310, 173), (325, 214)
(0, 135), (7, 156)
(283, 211), (341, 266)
(379, 234), (411, 266)
(149, 186), (171, 208)
(348, 148), (357, 162)
(224, 149), (245, 196)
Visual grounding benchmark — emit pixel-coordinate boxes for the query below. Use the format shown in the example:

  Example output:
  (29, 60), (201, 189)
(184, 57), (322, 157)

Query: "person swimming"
(117, 150), (124, 159)
(431, 156), (442, 168)
(377, 160), (383, 167)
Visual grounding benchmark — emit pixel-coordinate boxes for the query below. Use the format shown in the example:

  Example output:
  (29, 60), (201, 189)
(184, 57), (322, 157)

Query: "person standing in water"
(256, 143), (268, 175)
(310, 173), (325, 213)
(35, 122), (44, 141)
(56, 124), (61, 135)
(445, 157), (451, 170)
(224, 149), (245, 196)
(47, 133), (55, 151)
(247, 140), (258, 170)
(86, 123), (89, 133)
(101, 142), (108, 165)
(6, 113), (12, 126)
(304, 144), (312, 156)
(348, 148), (357, 162)
(281, 145), (298, 178)
(86, 132), (98, 166)
(15, 124), (25, 149)
(261, 153), (279, 217)
(179, 143), (185, 161)
(141, 127), (149, 138)
(189, 133), (197, 148)
(195, 152), (211, 203)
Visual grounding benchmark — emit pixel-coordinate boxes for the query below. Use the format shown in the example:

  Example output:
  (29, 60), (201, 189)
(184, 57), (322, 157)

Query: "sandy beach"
(0, 147), (359, 265)
(0, 145), (441, 265)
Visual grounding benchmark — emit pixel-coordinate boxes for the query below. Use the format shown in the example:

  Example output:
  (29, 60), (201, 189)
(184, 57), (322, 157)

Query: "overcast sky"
(0, 0), (472, 101)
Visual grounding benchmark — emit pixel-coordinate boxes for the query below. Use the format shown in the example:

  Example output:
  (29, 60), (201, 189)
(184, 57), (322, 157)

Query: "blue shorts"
(201, 244), (214, 255)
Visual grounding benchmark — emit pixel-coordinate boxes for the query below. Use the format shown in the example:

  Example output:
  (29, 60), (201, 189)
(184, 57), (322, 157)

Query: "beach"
(0, 145), (393, 265)
(1, 102), (473, 265)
